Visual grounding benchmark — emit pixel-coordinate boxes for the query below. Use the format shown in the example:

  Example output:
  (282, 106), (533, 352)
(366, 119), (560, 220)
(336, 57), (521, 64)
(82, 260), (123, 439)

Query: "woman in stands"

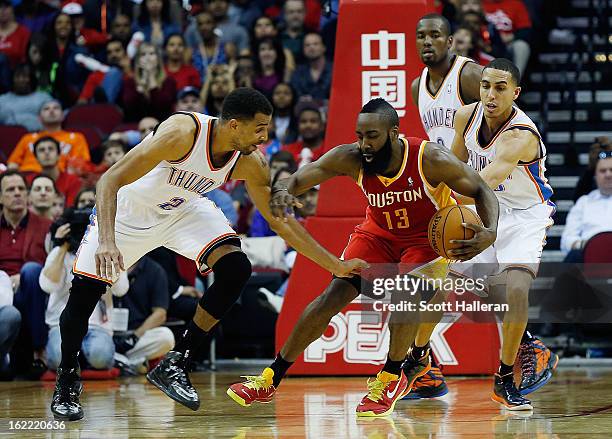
(121, 42), (177, 122)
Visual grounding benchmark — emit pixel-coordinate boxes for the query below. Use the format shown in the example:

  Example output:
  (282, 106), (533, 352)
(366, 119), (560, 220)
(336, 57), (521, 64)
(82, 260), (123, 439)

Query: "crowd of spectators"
(0, 0), (336, 381)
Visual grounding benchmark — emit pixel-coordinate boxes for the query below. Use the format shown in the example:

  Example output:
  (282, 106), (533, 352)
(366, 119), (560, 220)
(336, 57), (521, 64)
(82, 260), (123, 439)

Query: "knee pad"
(199, 251), (252, 320)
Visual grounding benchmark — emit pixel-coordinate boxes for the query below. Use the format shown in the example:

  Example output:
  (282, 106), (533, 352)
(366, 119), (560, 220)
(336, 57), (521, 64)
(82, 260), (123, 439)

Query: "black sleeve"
(514, 28), (532, 43)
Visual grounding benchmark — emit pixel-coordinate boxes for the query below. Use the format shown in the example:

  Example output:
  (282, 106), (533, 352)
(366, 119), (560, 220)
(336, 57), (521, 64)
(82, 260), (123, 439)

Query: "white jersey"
(119, 112), (240, 213)
(463, 103), (553, 210)
(418, 55), (473, 148)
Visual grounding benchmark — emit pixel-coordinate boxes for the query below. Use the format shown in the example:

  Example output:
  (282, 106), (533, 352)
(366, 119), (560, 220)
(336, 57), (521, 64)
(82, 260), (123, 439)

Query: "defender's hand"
(270, 189), (303, 220)
(332, 258), (370, 278)
(448, 223), (496, 261)
(95, 241), (125, 280)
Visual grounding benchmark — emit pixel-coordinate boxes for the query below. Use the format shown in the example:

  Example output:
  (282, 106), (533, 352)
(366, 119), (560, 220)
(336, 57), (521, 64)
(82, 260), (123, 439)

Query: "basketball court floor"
(1, 366), (612, 437)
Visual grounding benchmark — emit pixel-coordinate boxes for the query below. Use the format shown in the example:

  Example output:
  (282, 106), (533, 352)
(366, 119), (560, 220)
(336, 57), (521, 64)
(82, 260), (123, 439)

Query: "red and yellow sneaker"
(356, 370), (408, 418)
(227, 368), (276, 407)
(402, 365), (448, 400)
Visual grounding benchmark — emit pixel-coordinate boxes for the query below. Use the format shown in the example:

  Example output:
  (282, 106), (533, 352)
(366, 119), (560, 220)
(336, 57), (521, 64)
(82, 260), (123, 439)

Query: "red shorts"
(341, 230), (439, 281)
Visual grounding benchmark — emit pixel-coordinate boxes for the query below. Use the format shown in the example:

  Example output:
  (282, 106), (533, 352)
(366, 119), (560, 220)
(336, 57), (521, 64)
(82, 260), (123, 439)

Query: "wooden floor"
(1, 367), (612, 438)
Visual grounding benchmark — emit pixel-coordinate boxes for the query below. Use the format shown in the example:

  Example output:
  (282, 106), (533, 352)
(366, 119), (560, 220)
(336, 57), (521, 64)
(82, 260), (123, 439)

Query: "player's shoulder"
(498, 125), (539, 144)
(456, 102), (479, 126)
(461, 59), (484, 77)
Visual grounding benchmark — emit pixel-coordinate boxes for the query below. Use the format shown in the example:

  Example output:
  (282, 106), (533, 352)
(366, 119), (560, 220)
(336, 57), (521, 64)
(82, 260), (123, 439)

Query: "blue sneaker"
(518, 337), (559, 395)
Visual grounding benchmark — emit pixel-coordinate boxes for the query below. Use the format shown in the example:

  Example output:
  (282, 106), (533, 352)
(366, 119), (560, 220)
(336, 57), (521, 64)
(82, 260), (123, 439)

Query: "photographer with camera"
(41, 207), (128, 371)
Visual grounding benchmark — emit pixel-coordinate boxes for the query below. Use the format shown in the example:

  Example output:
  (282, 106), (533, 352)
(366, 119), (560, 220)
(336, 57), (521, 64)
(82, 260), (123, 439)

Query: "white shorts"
(73, 194), (238, 284)
(450, 202), (555, 279)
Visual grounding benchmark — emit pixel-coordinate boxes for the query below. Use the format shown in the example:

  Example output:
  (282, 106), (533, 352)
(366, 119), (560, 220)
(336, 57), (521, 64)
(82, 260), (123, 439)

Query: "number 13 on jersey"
(383, 208), (410, 230)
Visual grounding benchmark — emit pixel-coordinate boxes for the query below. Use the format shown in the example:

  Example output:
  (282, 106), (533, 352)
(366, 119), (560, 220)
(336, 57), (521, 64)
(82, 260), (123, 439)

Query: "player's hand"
(270, 188), (303, 220)
(332, 258), (370, 278)
(95, 241), (125, 280)
(448, 223), (496, 261)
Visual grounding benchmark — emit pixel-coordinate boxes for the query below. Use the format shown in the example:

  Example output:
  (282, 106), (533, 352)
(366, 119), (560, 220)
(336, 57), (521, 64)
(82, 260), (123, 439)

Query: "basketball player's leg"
(51, 210), (159, 421)
(147, 200), (249, 410)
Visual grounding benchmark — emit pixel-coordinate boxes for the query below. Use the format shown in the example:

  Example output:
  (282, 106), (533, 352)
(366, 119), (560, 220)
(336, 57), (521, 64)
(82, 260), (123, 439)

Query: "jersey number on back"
(383, 208), (410, 230)
(158, 197), (186, 210)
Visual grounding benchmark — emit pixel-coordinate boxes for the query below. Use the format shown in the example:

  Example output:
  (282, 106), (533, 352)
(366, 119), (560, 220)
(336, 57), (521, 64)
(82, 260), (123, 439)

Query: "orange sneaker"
(356, 370), (408, 417)
(402, 365), (448, 400)
(518, 337), (559, 395)
(227, 368), (277, 407)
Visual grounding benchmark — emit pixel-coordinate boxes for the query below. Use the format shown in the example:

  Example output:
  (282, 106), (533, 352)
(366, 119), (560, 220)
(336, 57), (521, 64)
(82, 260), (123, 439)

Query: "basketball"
(428, 205), (483, 259)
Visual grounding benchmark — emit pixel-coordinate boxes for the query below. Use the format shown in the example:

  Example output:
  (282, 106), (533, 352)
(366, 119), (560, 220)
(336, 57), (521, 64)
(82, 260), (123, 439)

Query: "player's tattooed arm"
(236, 151), (369, 278)
(270, 144), (361, 218)
(459, 62), (484, 104)
(94, 113), (195, 279)
(423, 142), (498, 257)
(479, 129), (540, 190)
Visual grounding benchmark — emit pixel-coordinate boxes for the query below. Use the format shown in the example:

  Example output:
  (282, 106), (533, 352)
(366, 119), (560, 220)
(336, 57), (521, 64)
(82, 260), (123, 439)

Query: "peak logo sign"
(303, 311), (461, 366)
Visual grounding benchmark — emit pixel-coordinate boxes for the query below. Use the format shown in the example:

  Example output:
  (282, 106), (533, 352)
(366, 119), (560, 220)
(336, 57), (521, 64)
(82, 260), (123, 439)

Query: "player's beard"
(362, 134), (393, 176)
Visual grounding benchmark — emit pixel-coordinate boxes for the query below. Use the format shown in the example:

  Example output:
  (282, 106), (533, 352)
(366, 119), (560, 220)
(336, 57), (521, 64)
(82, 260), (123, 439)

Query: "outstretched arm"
(423, 142), (499, 259)
(232, 151), (368, 277)
(479, 129), (540, 189)
(271, 143), (361, 218)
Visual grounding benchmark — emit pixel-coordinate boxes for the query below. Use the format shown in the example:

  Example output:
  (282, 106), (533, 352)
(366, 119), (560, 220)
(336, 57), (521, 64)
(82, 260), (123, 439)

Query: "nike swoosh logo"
(386, 380), (401, 399)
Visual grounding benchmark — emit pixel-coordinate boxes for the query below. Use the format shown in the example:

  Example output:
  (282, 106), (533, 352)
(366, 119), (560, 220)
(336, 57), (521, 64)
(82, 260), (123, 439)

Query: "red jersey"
(356, 137), (456, 243)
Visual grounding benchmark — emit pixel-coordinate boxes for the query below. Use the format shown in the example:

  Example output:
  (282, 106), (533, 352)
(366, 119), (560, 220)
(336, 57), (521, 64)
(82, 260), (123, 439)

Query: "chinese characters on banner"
(361, 31), (407, 116)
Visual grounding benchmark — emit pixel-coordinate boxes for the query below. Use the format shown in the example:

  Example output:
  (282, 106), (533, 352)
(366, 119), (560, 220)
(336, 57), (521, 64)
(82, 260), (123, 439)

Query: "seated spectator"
(8, 100), (91, 174)
(234, 54), (254, 88)
(25, 34), (56, 96)
(42, 208), (129, 371)
(164, 34), (201, 90)
(82, 140), (127, 187)
(561, 151), (612, 262)
(290, 33), (333, 100)
(0, 170), (52, 378)
(271, 82), (298, 145)
(147, 247), (202, 323)
(42, 12), (90, 106)
(281, 0), (308, 64)
(77, 39), (132, 105)
(451, 26), (493, 65)
(574, 137), (612, 201)
(282, 105), (326, 167)
(459, 0), (507, 58)
(132, 0), (180, 50)
(253, 37), (291, 99)
(0, 0), (31, 68)
(483, 0), (532, 74)
(227, 0), (262, 30)
(50, 193), (65, 222)
(110, 14), (134, 48)
(28, 175), (58, 220)
(0, 64), (52, 131)
(112, 256), (175, 373)
(73, 187), (96, 209)
(62, 2), (108, 52)
(201, 64), (235, 117)
(28, 137), (83, 206)
(122, 42), (177, 122)
(0, 269), (21, 379)
(108, 116), (159, 149)
(175, 86), (204, 112)
(270, 150), (297, 179)
(207, 0), (250, 54)
(187, 11), (228, 84)
(251, 15), (296, 74)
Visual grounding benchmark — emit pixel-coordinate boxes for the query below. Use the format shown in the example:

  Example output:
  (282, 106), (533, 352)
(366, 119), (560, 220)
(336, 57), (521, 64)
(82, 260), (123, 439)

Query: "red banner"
(276, 0), (501, 375)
